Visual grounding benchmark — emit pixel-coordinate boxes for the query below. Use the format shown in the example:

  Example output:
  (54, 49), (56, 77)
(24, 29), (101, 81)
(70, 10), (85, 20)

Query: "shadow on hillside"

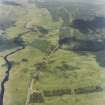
(0, 36), (24, 52)
(59, 37), (105, 67)
(72, 17), (105, 33)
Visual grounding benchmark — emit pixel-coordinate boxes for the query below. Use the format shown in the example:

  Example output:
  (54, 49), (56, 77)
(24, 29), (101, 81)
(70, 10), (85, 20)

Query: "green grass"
(32, 49), (104, 90)
(29, 92), (105, 105)
(4, 47), (45, 105)
(1, 2), (105, 105)
(31, 49), (105, 105)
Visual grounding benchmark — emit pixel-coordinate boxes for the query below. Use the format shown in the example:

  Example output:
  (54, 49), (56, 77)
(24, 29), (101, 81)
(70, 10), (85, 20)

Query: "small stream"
(0, 25), (49, 105)
(0, 29), (33, 105)
(0, 44), (25, 105)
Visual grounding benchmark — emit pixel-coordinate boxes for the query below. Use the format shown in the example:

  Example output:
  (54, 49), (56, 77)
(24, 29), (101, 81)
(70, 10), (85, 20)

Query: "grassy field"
(0, 1), (105, 105)
(30, 49), (105, 105)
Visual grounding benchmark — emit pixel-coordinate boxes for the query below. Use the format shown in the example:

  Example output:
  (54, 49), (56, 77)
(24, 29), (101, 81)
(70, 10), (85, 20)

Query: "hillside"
(0, 0), (105, 105)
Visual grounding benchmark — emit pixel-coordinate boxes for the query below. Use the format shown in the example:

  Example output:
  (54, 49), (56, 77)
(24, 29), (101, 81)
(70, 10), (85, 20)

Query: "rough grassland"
(0, 3), (105, 105)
